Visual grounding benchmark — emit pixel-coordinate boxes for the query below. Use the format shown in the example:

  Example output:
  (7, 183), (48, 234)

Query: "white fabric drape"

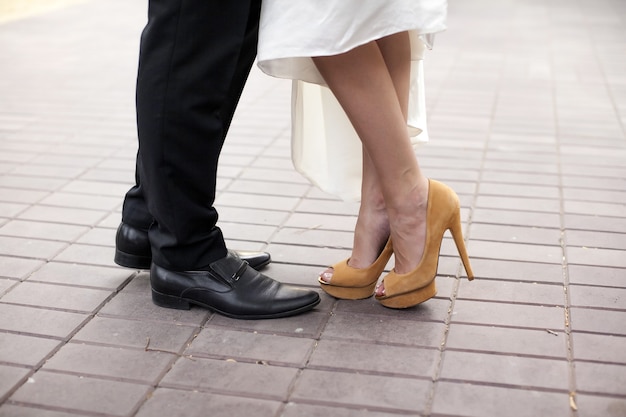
(257, 0), (447, 200)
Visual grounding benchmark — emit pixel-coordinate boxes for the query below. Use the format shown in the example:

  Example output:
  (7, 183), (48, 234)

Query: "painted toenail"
(320, 272), (333, 282)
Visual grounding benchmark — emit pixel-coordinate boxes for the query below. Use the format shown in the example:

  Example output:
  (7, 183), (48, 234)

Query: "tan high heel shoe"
(375, 180), (474, 308)
(319, 239), (393, 300)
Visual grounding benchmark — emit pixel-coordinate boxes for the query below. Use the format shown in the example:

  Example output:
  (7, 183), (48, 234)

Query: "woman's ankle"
(349, 208), (390, 269)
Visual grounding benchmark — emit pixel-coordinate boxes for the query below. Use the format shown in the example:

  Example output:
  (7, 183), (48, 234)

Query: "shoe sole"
(151, 288), (320, 319)
(114, 249), (151, 270)
(377, 280), (437, 309)
(318, 280), (376, 300)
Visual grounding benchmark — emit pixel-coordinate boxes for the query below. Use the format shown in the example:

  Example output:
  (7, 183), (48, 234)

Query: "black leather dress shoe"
(114, 222), (271, 271)
(150, 252), (320, 319)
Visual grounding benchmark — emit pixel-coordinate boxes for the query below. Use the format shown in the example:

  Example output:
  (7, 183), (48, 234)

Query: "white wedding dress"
(257, 0), (447, 201)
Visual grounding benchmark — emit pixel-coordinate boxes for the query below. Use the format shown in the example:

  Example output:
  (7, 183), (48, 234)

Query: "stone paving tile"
(445, 324), (567, 358)
(161, 357), (298, 401)
(17, 206), (107, 227)
(0, 279), (14, 295)
(0, 304), (87, 339)
(569, 308), (626, 336)
(98, 289), (209, 327)
(208, 308), (331, 339)
(467, 240), (562, 264)
(272, 227), (354, 249)
(42, 342), (175, 384)
(440, 351), (569, 390)
(79, 168), (131, 184)
(27, 262), (132, 290)
(52, 243), (116, 267)
(479, 183), (560, 199)
(0, 256), (43, 280)
(0, 220), (88, 242)
(564, 213), (626, 234)
(216, 206), (289, 227)
(575, 395), (626, 417)
(571, 333), (626, 364)
(565, 200), (625, 218)
(431, 382), (570, 417)
(117, 272), (150, 293)
(564, 187), (626, 205)
(38, 192), (121, 211)
(27, 155), (102, 170)
(437, 253), (473, 278)
(291, 369), (431, 414)
(74, 226), (115, 246)
(0, 236), (66, 260)
(237, 168), (309, 187)
(469, 223), (561, 245)
(0, 202), (27, 219)
(58, 180), (130, 198)
(482, 160), (559, 175)
(569, 285), (626, 310)
(575, 362), (626, 397)
(0, 333), (61, 368)
(322, 311), (446, 348)
(452, 300), (565, 330)
(9, 371), (150, 416)
(480, 171), (560, 186)
(457, 279), (564, 306)
(185, 328), (315, 366)
(135, 388), (281, 417)
(0, 365), (29, 402)
(2, 281), (112, 312)
(471, 208), (561, 229)
(295, 198), (359, 217)
(265, 242), (351, 270)
(283, 212), (356, 231)
(0, 175), (66, 192)
(568, 264), (626, 288)
(433, 234), (471, 265)
(215, 192), (300, 212)
(98, 212), (122, 229)
(281, 403), (409, 417)
(8, 165), (82, 181)
(308, 339), (439, 378)
(561, 175), (626, 192)
(467, 258), (564, 283)
(0, 404), (90, 417)
(567, 246), (626, 269)
(217, 222), (277, 245)
(227, 179), (310, 198)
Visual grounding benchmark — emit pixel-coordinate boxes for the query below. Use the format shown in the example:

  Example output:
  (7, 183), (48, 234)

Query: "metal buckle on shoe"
(231, 260), (249, 282)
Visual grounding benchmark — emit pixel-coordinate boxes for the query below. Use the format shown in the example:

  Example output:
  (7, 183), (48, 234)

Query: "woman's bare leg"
(319, 132), (390, 284)
(313, 32), (429, 286)
(376, 33), (411, 118)
(343, 32), (414, 267)
(351, 148), (390, 267)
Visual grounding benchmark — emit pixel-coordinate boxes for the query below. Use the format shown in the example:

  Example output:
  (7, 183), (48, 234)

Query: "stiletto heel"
(319, 239), (393, 299)
(376, 179), (474, 309)
(449, 209), (474, 280)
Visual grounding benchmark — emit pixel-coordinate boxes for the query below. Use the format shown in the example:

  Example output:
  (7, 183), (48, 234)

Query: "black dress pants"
(121, 0), (262, 271)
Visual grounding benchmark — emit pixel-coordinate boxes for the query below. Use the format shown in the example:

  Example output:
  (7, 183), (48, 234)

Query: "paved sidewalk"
(1, 0), (625, 416)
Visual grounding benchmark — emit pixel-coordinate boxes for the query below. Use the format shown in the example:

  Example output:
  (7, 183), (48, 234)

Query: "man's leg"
(137, 0), (258, 270)
(127, 0), (319, 318)
(117, 161), (271, 270)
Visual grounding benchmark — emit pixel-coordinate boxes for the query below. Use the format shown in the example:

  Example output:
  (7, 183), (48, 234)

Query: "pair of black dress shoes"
(114, 223), (319, 319)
